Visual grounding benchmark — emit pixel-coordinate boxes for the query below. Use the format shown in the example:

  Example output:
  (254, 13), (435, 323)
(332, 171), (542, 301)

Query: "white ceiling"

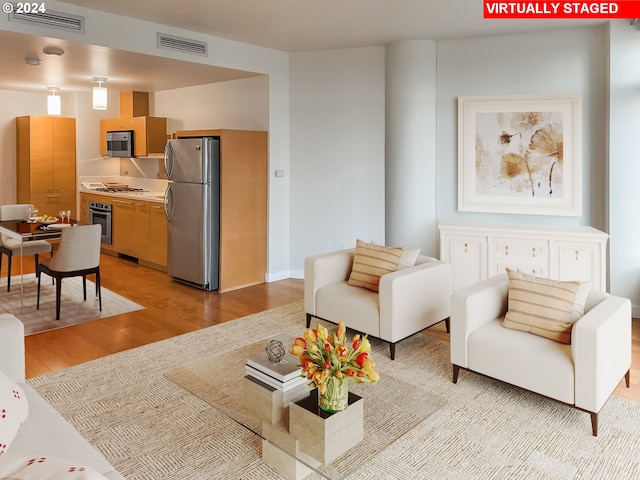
(0, 29), (262, 95)
(1, 0), (606, 95)
(58, 0), (605, 52)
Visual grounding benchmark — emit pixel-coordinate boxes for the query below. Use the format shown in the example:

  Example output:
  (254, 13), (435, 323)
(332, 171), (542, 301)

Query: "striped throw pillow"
(347, 239), (404, 292)
(503, 268), (590, 344)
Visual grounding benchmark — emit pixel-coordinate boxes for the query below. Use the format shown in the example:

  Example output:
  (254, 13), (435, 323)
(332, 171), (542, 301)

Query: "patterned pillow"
(347, 239), (404, 292)
(0, 453), (109, 479)
(0, 369), (28, 455)
(502, 268), (591, 344)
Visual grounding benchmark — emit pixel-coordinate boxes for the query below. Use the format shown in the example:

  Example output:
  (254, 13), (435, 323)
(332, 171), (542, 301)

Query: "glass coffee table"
(165, 336), (444, 479)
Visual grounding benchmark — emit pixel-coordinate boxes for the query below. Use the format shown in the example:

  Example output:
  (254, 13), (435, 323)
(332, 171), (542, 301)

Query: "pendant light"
(92, 77), (108, 110)
(47, 87), (61, 115)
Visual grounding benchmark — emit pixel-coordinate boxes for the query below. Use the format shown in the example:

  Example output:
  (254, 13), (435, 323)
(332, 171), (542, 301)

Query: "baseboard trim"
(266, 269), (303, 283)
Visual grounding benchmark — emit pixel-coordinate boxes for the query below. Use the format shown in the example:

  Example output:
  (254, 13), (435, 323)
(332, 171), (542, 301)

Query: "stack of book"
(245, 350), (309, 392)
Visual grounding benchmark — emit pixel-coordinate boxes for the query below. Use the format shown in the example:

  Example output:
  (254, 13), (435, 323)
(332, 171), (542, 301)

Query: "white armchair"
(305, 248), (452, 359)
(450, 274), (631, 436)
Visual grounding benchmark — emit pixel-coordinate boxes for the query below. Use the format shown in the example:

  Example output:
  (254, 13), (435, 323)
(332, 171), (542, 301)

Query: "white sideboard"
(438, 221), (608, 291)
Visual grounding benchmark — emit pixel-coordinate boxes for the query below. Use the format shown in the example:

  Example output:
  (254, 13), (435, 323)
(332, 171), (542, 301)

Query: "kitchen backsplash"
(119, 157), (167, 180)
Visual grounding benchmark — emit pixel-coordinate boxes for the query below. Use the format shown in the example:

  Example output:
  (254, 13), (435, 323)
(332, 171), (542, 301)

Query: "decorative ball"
(266, 340), (286, 363)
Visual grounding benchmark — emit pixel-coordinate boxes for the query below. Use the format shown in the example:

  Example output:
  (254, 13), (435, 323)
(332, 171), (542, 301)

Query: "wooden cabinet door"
(52, 117), (76, 193)
(147, 203), (167, 266)
(30, 192), (75, 218)
(79, 193), (91, 224)
(132, 200), (150, 255)
(29, 116), (54, 194)
(113, 198), (149, 258)
(112, 199), (136, 255)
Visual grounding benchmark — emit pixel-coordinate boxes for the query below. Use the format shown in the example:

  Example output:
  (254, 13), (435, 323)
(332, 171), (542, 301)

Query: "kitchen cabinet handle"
(46, 194), (61, 198)
(113, 200), (133, 205)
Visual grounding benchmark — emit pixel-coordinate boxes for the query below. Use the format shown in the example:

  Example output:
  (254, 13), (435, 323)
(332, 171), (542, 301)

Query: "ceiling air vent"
(8, 6), (84, 33)
(157, 33), (208, 57)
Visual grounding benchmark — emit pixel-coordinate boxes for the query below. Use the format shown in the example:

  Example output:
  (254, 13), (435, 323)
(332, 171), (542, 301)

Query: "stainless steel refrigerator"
(163, 137), (220, 290)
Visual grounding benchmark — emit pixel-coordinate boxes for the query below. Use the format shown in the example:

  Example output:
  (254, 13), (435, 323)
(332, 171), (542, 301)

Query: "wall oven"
(89, 200), (113, 245)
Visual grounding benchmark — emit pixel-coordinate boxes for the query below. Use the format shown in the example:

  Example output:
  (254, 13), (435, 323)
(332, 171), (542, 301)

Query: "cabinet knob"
(532, 269), (536, 275)
(532, 247), (536, 258)
(505, 245), (509, 256)
(575, 250), (579, 260)
(464, 243), (468, 253)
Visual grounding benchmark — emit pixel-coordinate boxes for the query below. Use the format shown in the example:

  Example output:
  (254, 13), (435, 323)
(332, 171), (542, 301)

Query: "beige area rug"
(27, 301), (640, 479)
(0, 273), (144, 335)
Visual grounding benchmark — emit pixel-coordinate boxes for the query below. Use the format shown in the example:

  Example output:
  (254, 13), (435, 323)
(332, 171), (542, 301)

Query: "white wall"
(288, 47), (386, 276)
(436, 26), (608, 232)
(0, 90), (47, 205)
(609, 20), (640, 314)
(153, 76), (269, 132)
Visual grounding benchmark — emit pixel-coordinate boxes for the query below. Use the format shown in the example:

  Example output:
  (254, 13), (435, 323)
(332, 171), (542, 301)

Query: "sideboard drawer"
(493, 237), (548, 260)
(494, 261), (547, 278)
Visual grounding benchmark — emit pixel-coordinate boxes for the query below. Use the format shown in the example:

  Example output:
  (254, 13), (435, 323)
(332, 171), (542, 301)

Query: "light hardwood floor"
(4, 252), (639, 402)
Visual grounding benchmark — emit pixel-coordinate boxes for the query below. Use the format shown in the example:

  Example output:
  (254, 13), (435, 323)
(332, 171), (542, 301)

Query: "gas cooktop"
(94, 187), (145, 192)
(81, 182), (146, 193)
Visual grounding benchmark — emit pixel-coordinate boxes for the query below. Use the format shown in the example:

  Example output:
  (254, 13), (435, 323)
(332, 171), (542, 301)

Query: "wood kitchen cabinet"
(100, 92), (167, 157)
(100, 117), (167, 157)
(16, 116), (76, 217)
(111, 197), (167, 267)
(112, 198), (150, 259)
(438, 221), (609, 291)
(148, 203), (168, 266)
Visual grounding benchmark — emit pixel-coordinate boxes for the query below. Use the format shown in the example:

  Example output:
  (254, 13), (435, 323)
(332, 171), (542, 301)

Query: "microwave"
(106, 130), (134, 157)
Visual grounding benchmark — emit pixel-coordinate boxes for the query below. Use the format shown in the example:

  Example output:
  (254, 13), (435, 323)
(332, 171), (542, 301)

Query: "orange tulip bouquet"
(290, 321), (379, 412)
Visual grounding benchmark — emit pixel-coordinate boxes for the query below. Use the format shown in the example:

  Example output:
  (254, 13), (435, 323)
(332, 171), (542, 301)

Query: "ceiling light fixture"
(92, 77), (108, 110)
(47, 87), (61, 115)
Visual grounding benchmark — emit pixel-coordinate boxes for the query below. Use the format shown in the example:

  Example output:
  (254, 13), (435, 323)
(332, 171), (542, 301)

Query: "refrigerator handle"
(164, 185), (174, 221)
(164, 142), (174, 178)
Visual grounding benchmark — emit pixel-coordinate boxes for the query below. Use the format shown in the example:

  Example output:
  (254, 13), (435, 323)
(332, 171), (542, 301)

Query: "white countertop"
(80, 189), (166, 203)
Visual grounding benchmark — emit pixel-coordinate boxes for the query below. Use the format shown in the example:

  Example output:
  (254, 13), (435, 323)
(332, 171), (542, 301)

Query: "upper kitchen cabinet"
(100, 92), (167, 157)
(16, 116), (77, 217)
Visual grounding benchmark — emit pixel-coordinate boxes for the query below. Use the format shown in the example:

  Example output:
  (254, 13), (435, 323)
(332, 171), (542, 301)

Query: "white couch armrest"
(450, 274), (509, 369)
(572, 294), (631, 413)
(0, 314), (25, 384)
(379, 258), (451, 342)
(304, 249), (355, 315)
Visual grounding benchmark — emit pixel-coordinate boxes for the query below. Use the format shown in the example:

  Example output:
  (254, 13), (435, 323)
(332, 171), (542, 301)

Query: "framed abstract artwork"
(457, 94), (582, 216)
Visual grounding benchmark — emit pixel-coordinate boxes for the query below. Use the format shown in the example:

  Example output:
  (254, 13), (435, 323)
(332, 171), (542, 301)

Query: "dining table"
(0, 218), (77, 311)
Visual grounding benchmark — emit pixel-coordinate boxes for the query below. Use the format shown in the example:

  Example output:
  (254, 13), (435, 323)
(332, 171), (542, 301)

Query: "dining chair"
(0, 204), (53, 292)
(36, 224), (102, 320)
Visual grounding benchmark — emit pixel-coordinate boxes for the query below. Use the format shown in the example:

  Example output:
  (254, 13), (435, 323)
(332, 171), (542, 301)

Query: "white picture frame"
(458, 94), (582, 216)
